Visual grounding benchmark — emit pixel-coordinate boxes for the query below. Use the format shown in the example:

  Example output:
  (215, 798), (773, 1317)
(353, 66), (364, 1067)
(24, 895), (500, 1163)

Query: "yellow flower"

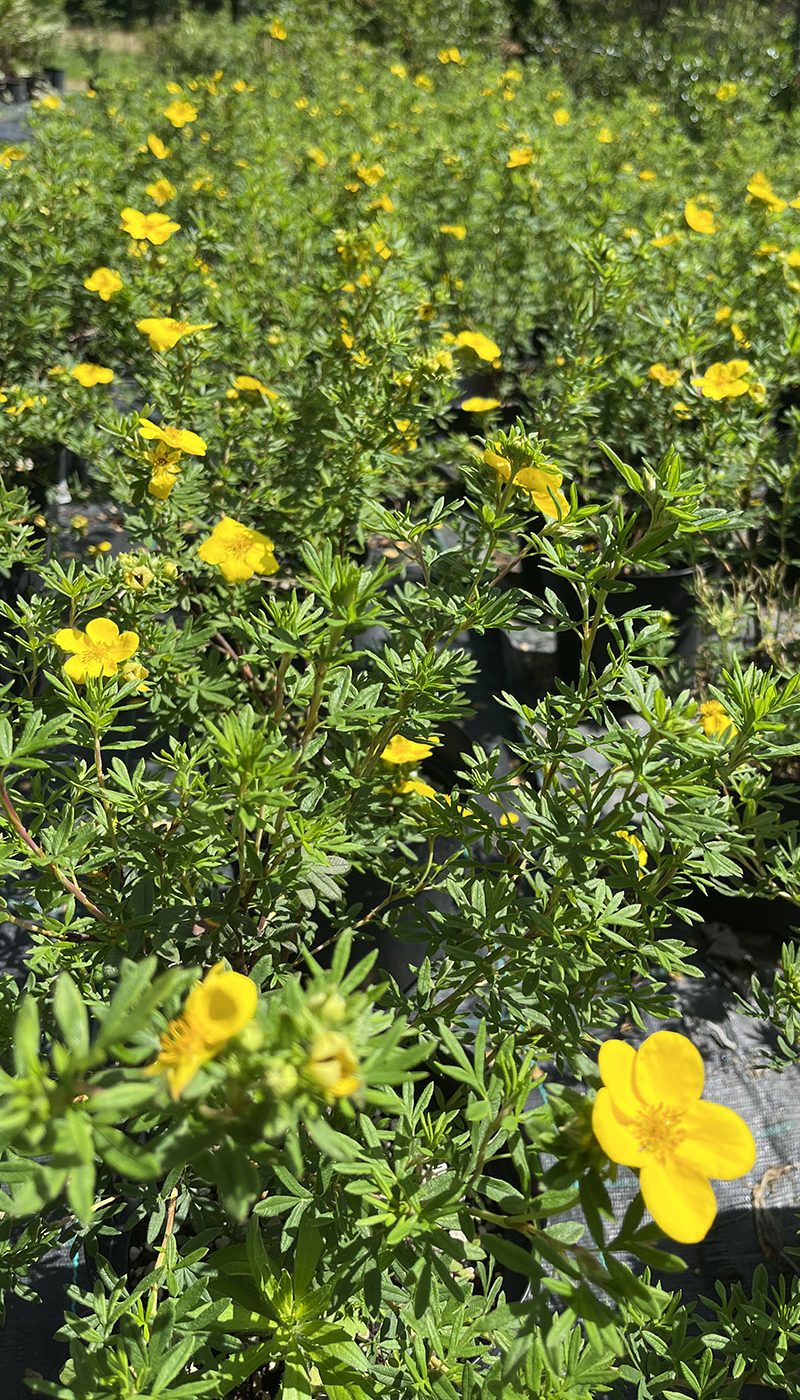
(0, 145), (26, 169)
(84, 267), (123, 301)
(148, 463), (181, 500)
(684, 198), (718, 234)
(146, 177), (177, 206)
(71, 363), (114, 387)
(414, 73), (433, 91)
(307, 145), (328, 167)
(370, 192), (394, 213)
(715, 305), (732, 322)
(147, 963), (258, 1100)
(390, 62), (407, 79)
(198, 516), (278, 583)
(163, 99), (198, 128)
(54, 618), (139, 683)
(4, 394), (46, 416)
(356, 161), (385, 185)
(120, 207), (180, 244)
(647, 362), (680, 387)
(136, 317), (212, 351)
(746, 171), (786, 213)
(552, 108), (570, 126)
(305, 1031), (360, 1099)
(455, 329), (501, 363)
(715, 81), (737, 101)
(462, 396), (501, 412)
(650, 232), (681, 248)
(147, 133), (171, 159)
(232, 374), (279, 399)
(691, 359), (751, 400)
(439, 223), (466, 239)
(397, 778), (438, 799)
(381, 735), (436, 765)
(638, 169), (656, 181)
(506, 145), (534, 168)
(597, 126), (613, 144)
(699, 699), (738, 737)
(270, 16), (287, 39)
(38, 94), (61, 111)
(730, 322), (750, 348)
(615, 828), (648, 871)
(483, 447), (569, 519)
(138, 420), (207, 455)
(121, 660), (150, 693)
(166, 81), (182, 94)
(123, 565), (154, 591)
(592, 1031), (755, 1243)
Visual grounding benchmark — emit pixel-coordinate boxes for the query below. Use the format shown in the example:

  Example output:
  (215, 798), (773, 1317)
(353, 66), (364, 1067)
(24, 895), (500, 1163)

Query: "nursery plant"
(2, 4), (800, 1397)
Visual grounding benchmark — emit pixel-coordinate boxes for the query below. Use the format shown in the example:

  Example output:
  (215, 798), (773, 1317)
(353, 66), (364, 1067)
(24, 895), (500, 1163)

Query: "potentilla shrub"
(1, 22), (800, 1400)
(1, 423), (799, 1397)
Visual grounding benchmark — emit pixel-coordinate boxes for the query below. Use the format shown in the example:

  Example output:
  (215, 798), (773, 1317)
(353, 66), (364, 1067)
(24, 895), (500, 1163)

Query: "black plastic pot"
(692, 887), (800, 942)
(543, 565), (697, 685)
(8, 77), (27, 103)
(43, 67), (66, 94)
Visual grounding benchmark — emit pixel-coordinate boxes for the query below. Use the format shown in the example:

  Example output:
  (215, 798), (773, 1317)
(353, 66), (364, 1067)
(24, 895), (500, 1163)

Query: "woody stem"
(0, 779), (112, 926)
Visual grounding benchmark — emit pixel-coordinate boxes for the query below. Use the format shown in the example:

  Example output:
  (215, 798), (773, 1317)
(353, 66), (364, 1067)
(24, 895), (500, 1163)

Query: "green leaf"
(53, 973), (89, 1056)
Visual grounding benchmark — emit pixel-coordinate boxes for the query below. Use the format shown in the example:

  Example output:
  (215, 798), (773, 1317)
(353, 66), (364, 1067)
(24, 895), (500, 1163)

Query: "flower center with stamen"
(633, 1104), (686, 1160)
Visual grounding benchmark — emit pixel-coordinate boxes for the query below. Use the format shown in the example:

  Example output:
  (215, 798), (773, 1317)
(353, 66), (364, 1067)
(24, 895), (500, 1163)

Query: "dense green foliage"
(1, 5), (800, 1396)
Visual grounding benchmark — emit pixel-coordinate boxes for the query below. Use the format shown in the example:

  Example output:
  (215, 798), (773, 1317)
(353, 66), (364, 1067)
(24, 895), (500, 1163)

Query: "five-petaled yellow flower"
(746, 171), (786, 213)
(54, 618), (139, 683)
(138, 420), (207, 456)
(0, 145), (26, 169)
(163, 99), (198, 128)
(147, 963), (258, 1100)
(147, 133), (171, 159)
(71, 363), (114, 387)
(198, 516), (278, 583)
(699, 699), (738, 737)
(691, 359), (751, 400)
(553, 108), (570, 126)
(120, 207), (180, 244)
(439, 223), (467, 239)
(506, 146), (534, 168)
(455, 329), (501, 363)
(270, 17), (287, 40)
(484, 448), (569, 519)
(83, 267), (123, 301)
(684, 198), (718, 235)
(462, 396), (501, 412)
(146, 177), (177, 206)
(592, 1030), (756, 1243)
(305, 1031), (360, 1099)
(232, 374), (279, 399)
(136, 316), (212, 351)
(648, 363), (680, 387)
(381, 735), (436, 765)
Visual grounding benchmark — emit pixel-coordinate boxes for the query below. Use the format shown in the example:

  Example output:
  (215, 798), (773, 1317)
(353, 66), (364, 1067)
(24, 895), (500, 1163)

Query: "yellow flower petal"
(639, 1157), (717, 1243)
(634, 1030), (704, 1109)
(85, 617), (120, 646)
(53, 628), (85, 653)
(592, 1087), (643, 1167)
(598, 1040), (641, 1118)
(675, 1100), (756, 1180)
(63, 654), (88, 683)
